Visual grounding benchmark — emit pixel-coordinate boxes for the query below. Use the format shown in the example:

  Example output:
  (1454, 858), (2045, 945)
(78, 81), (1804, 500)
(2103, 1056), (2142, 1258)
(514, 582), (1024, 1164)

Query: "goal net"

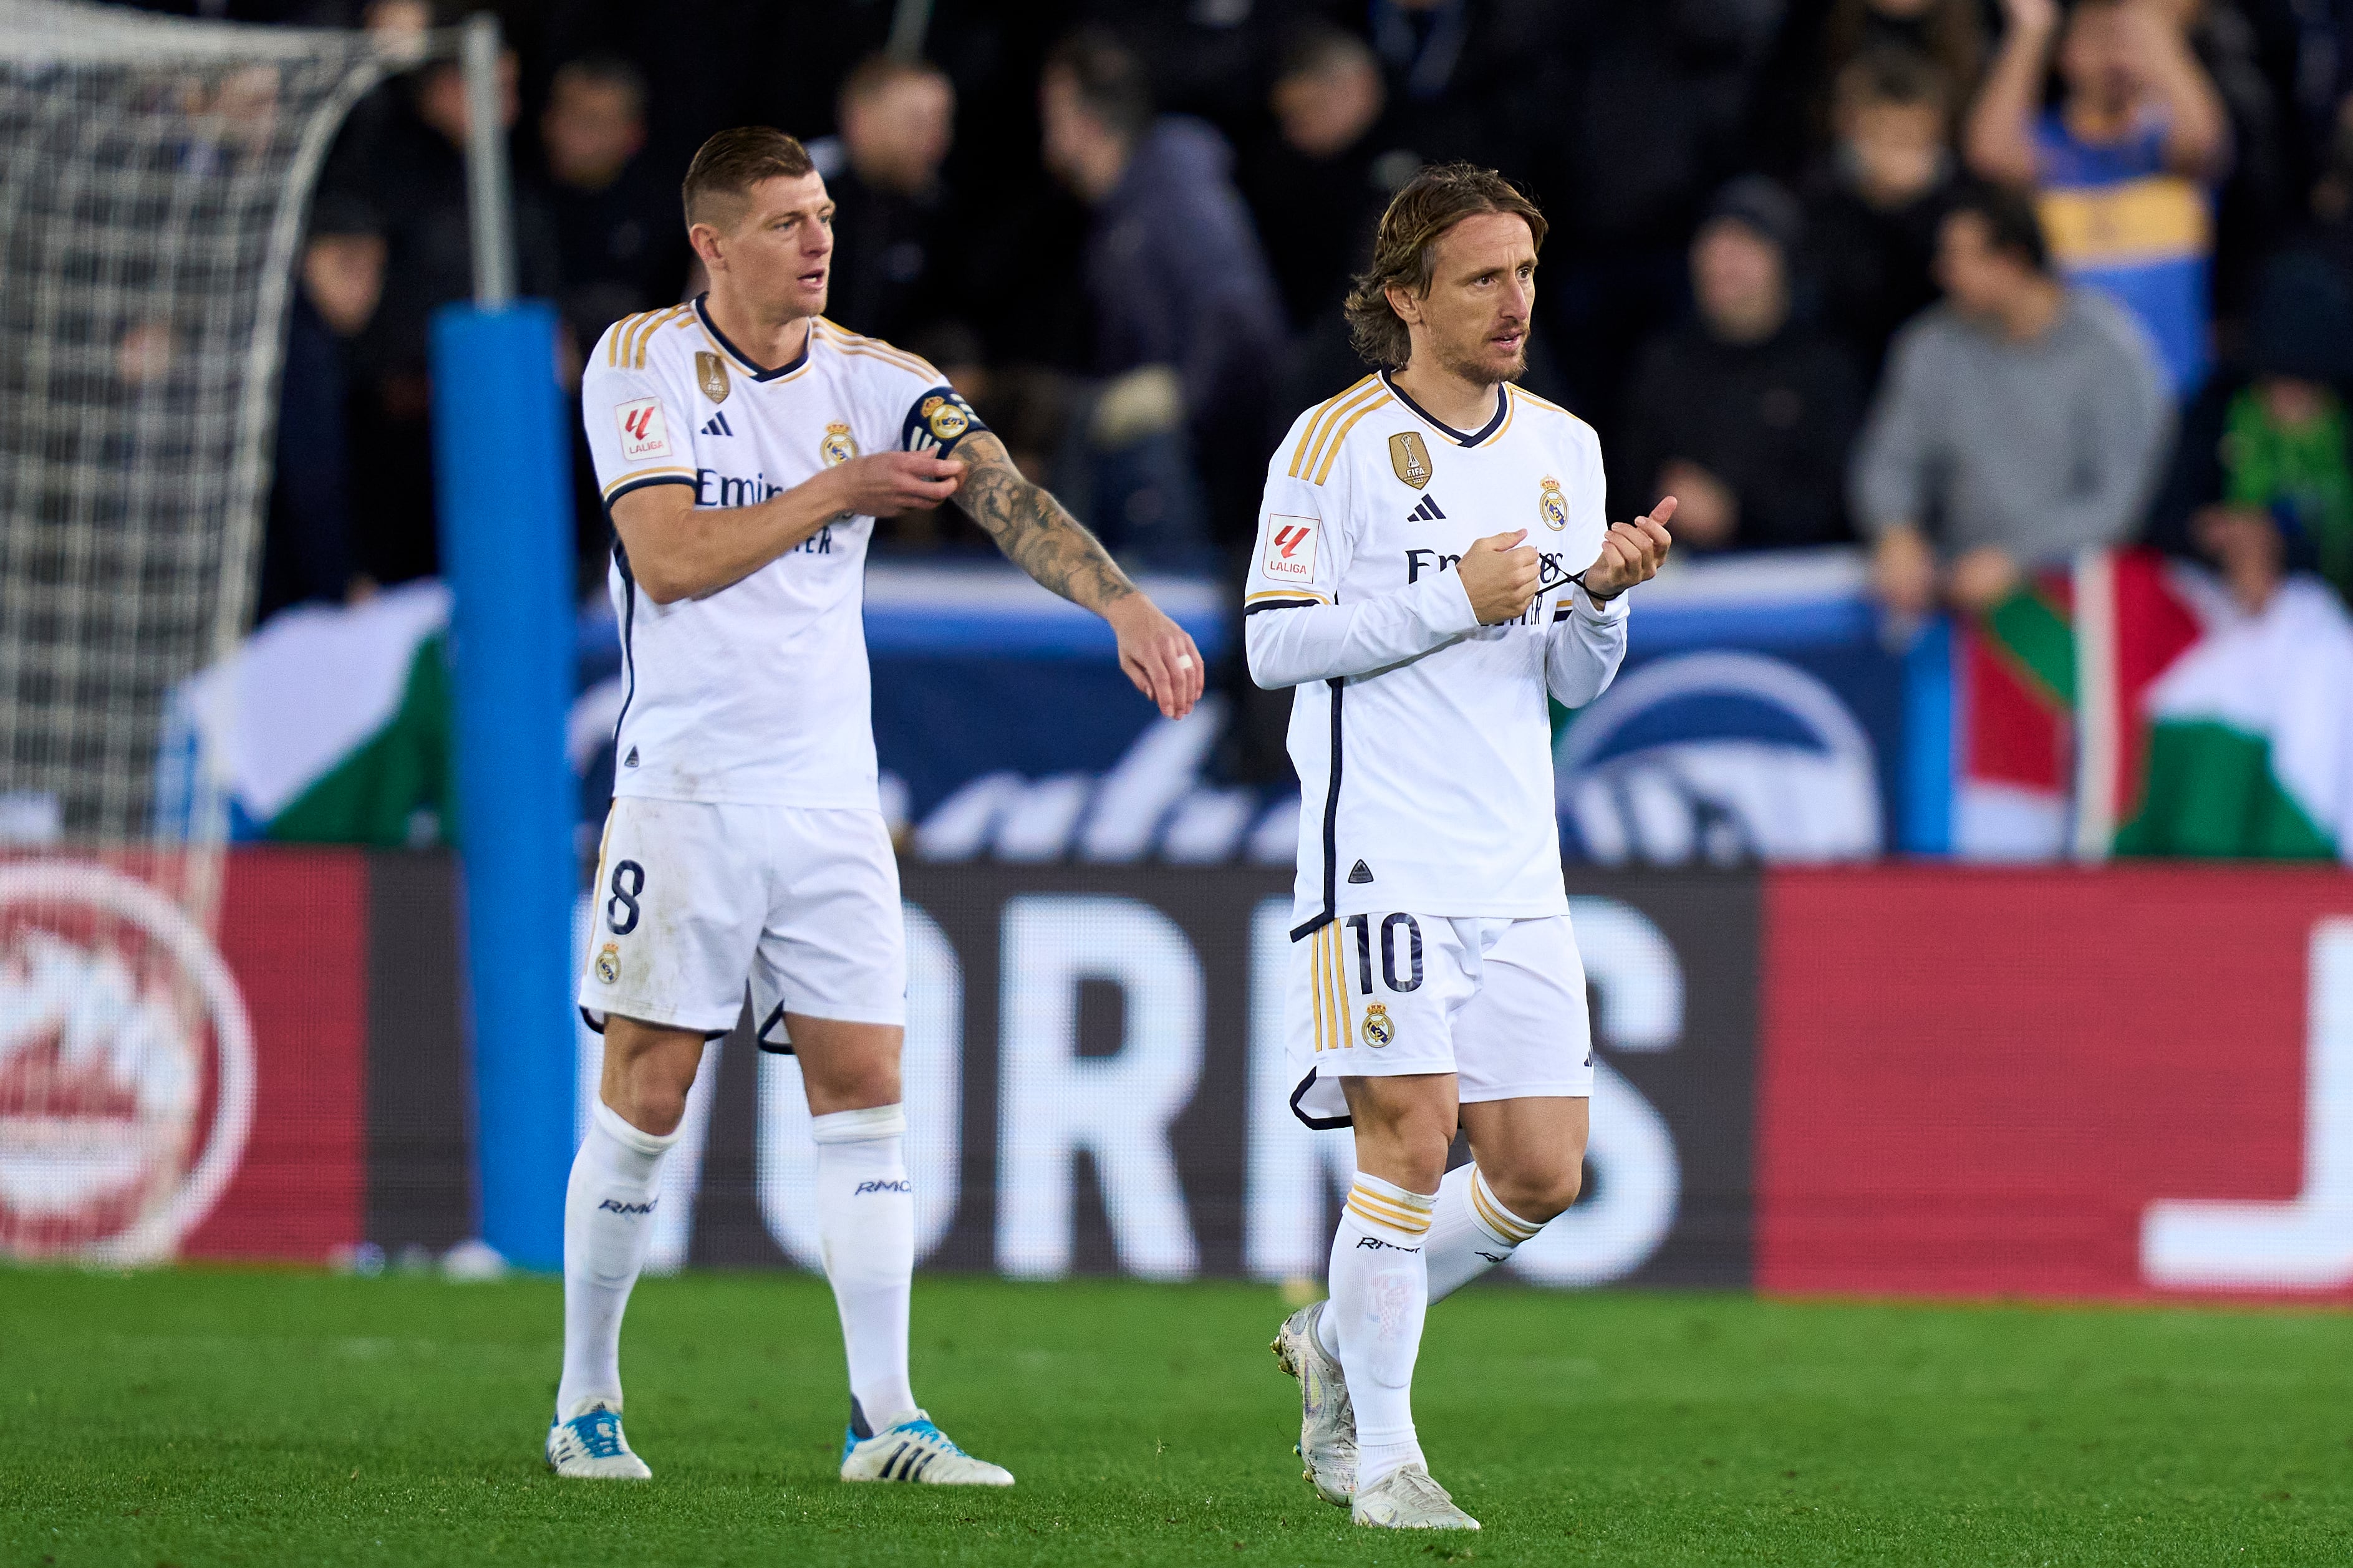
(0, 0), (402, 1260)
(0, 0), (396, 857)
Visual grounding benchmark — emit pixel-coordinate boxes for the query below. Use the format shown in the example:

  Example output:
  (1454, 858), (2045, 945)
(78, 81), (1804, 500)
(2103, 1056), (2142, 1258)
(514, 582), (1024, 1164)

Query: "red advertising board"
(182, 849), (368, 1259)
(1757, 865), (2353, 1301)
(0, 848), (367, 1265)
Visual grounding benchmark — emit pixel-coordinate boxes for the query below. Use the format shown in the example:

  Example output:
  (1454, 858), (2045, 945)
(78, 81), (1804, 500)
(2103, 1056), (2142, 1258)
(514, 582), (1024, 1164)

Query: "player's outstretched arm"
(611, 452), (964, 604)
(950, 432), (1202, 719)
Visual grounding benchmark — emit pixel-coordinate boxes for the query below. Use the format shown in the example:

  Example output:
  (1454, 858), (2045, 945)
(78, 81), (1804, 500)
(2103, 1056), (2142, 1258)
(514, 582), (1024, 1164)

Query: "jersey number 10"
(1345, 912), (1424, 995)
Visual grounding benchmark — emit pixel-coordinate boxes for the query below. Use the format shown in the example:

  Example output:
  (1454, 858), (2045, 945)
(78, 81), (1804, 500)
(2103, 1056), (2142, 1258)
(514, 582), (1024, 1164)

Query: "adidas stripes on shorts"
(1286, 911), (1595, 1127)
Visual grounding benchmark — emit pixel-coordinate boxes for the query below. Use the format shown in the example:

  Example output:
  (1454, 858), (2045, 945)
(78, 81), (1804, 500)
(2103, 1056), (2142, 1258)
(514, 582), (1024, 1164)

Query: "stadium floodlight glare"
(0, 0), (428, 1263)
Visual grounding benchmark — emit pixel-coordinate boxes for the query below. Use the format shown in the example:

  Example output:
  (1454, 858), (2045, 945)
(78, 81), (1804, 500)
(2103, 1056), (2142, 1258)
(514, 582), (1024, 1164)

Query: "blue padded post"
(430, 301), (573, 1269)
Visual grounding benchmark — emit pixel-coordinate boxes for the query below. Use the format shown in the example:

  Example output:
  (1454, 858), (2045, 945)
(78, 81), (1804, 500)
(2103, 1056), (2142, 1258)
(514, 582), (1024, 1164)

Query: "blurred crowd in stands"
(211, 0), (2353, 658)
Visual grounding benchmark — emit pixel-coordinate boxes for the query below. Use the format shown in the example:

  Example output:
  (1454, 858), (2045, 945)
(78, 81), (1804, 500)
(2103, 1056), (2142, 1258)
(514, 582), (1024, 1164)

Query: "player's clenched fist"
(825, 451), (966, 516)
(1581, 496), (1676, 602)
(1458, 529), (1541, 624)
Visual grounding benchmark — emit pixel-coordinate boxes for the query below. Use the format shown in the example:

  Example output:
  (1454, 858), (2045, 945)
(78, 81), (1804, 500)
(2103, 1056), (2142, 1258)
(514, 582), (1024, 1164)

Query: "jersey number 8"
(606, 860), (645, 936)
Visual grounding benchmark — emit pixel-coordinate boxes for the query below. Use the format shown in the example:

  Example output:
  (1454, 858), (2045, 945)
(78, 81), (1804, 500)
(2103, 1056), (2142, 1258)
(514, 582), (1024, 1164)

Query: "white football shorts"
(1285, 911), (1595, 1128)
(577, 797), (906, 1042)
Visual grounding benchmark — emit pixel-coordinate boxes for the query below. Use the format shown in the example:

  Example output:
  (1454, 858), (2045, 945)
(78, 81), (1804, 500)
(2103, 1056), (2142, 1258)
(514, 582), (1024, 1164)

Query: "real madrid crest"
(1538, 474), (1569, 532)
(820, 421), (858, 466)
(595, 943), (621, 986)
(925, 395), (969, 443)
(1388, 431), (1433, 490)
(695, 351), (730, 405)
(1361, 1003), (1394, 1048)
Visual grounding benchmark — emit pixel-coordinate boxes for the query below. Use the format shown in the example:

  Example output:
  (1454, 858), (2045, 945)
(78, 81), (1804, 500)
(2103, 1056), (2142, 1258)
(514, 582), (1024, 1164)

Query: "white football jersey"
(582, 297), (984, 809)
(1244, 370), (1631, 935)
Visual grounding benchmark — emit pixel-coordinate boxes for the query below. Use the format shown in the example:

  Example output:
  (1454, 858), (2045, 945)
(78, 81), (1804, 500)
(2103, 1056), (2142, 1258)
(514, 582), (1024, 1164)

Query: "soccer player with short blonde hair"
(1250, 163), (1674, 1531)
(550, 125), (1203, 1486)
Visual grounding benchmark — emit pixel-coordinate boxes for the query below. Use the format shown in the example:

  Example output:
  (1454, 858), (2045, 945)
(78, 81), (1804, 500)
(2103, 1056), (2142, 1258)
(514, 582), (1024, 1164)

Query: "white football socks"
(557, 1097), (678, 1415)
(812, 1104), (918, 1431)
(1424, 1162), (1547, 1302)
(1325, 1172), (1436, 1489)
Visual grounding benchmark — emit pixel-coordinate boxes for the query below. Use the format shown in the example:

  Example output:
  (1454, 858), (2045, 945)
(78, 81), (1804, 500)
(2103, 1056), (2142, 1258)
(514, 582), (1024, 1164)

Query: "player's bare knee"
(610, 1081), (689, 1137)
(599, 1018), (704, 1137)
(801, 1057), (901, 1116)
(1485, 1155), (1582, 1223)
(1519, 1165), (1583, 1224)
(1344, 1089), (1454, 1193)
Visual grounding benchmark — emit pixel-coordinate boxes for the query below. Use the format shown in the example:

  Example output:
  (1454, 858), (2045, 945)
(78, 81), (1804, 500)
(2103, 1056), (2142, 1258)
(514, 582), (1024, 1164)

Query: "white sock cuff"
(1344, 1171), (1436, 1243)
(810, 1104), (907, 1145)
(592, 1097), (681, 1157)
(1469, 1165), (1545, 1247)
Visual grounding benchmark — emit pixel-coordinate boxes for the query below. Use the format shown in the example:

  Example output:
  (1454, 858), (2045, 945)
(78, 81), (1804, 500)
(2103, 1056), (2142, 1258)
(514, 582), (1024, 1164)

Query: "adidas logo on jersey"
(1405, 494), (1446, 523)
(1347, 860), (1375, 884)
(702, 410), (733, 436)
(624, 747), (639, 768)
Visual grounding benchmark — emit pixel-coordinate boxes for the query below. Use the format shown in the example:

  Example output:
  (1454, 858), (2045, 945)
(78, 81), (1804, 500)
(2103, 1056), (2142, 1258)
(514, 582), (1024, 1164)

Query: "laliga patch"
(1262, 514), (1319, 582)
(614, 396), (672, 461)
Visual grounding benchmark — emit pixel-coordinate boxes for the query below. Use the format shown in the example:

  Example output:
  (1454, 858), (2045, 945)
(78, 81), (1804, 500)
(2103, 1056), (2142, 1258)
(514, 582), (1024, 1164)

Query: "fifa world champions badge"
(1539, 475), (1569, 531)
(695, 351), (730, 404)
(1389, 431), (1433, 489)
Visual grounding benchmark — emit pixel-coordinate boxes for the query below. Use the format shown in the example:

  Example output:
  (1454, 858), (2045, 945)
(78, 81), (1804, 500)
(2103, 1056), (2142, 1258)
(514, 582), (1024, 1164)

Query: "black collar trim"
(1381, 370), (1506, 446)
(694, 294), (811, 382)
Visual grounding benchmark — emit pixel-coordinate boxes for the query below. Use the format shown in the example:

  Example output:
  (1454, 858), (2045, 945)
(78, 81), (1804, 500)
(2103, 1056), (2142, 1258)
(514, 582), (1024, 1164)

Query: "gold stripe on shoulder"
(617, 307), (664, 368)
(829, 339), (945, 382)
(1303, 380), (1387, 481)
(820, 320), (942, 380)
(611, 309), (651, 368)
(1245, 588), (1331, 604)
(606, 311), (650, 367)
(1313, 395), (1393, 484)
(1508, 385), (1583, 426)
(629, 305), (682, 368)
(1288, 376), (1378, 479)
(632, 304), (690, 369)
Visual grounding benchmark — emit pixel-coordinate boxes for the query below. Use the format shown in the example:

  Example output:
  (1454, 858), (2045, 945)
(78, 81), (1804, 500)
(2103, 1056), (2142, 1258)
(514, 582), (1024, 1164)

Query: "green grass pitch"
(7, 1266), (2349, 1566)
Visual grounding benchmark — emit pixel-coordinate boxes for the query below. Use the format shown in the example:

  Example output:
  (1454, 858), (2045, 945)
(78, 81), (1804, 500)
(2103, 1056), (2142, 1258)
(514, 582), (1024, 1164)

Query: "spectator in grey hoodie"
(1041, 28), (1288, 564)
(1852, 181), (2170, 615)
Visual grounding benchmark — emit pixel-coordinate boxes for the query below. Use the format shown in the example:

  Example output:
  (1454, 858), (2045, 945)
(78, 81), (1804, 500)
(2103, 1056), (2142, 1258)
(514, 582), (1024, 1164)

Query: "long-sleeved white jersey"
(1245, 370), (1630, 936)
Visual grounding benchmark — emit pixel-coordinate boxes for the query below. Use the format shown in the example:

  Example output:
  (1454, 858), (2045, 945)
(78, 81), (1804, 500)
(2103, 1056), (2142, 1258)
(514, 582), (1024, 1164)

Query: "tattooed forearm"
(952, 435), (1136, 613)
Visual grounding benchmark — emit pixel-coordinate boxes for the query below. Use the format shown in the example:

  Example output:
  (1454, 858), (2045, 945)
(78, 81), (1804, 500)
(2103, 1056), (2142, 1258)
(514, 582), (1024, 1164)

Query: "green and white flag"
(159, 582), (452, 846)
(2115, 577), (2353, 860)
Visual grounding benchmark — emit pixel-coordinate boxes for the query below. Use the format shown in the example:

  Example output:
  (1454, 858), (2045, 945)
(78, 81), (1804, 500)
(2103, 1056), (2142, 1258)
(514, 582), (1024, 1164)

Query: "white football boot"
(839, 1404), (1014, 1486)
(1271, 1299), (1356, 1506)
(1351, 1462), (1481, 1530)
(545, 1395), (652, 1479)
